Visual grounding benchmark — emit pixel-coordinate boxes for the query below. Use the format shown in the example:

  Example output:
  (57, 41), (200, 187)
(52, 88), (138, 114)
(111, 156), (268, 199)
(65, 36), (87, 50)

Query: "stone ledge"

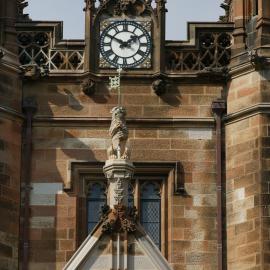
(225, 103), (270, 125)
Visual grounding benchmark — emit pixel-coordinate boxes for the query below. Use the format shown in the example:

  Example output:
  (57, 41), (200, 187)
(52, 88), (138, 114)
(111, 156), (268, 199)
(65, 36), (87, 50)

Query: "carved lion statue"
(107, 106), (130, 160)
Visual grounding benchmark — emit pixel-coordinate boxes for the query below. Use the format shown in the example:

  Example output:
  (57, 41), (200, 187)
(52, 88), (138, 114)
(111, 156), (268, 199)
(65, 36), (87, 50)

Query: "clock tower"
(84, 0), (166, 74)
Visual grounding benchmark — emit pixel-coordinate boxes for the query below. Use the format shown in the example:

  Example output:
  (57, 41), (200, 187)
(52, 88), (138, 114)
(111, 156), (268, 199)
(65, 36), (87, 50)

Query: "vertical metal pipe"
(212, 99), (226, 270)
(21, 98), (37, 270)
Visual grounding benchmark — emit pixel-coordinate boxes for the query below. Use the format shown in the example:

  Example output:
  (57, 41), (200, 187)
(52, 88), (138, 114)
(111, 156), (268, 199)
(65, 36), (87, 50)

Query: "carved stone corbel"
(152, 78), (167, 96)
(81, 78), (96, 96)
(249, 49), (268, 70)
(20, 63), (49, 80)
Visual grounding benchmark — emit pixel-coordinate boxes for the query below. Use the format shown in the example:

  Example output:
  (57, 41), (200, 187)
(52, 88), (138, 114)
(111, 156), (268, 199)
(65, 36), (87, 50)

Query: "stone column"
(256, 0), (270, 46)
(232, 0), (247, 55)
(103, 159), (135, 208)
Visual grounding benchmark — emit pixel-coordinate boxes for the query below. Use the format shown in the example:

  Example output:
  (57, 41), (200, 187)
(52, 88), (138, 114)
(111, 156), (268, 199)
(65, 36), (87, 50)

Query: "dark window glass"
(140, 182), (161, 249)
(87, 183), (106, 233)
(128, 183), (134, 207)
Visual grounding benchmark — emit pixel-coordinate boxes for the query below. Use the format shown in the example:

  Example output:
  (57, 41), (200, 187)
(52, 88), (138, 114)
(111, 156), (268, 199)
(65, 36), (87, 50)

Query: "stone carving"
(20, 63), (49, 79)
(84, 0), (96, 11)
(107, 107), (130, 160)
(92, 0), (151, 18)
(249, 49), (268, 69)
(155, 0), (167, 13)
(114, 0), (147, 16)
(152, 79), (166, 96)
(219, 0), (232, 22)
(101, 204), (137, 233)
(81, 78), (95, 96)
(17, 0), (30, 21)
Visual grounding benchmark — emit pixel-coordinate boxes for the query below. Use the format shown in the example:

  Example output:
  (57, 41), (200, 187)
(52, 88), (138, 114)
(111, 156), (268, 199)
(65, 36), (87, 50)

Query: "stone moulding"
(66, 161), (184, 196)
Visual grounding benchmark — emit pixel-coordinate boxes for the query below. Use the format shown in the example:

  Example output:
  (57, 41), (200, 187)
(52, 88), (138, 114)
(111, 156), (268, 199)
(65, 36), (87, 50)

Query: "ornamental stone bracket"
(248, 49), (269, 70)
(152, 78), (167, 96)
(81, 78), (96, 96)
(20, 63), (49, 80)
(101, 204), (137, 233)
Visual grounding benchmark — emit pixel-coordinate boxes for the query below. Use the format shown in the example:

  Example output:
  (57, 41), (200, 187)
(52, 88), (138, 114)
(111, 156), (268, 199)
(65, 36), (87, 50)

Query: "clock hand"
(119, 36), (138, 49)
(126, 35), (139, 45)
(107, 34), (125, 46)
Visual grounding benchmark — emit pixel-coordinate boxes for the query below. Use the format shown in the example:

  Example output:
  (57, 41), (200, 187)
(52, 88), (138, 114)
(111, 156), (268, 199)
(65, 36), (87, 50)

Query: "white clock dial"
(100, 20), (152, 68)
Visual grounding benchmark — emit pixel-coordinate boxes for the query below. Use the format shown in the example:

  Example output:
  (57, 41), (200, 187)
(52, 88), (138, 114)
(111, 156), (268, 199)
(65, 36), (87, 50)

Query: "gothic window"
(75, 162), (174, 256)
(140, 181), (161, 249)
(85, 179), (162, 249)
(86, 182), (106, 233)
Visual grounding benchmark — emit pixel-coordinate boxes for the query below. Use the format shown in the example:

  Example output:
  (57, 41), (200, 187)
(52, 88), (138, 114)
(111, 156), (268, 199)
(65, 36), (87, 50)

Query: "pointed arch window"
(140, 181), (161, 249)
(86, 182), (107, 233)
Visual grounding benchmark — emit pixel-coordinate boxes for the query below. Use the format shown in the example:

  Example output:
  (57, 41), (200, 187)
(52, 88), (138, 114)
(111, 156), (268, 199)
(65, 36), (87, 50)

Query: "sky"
(25, 0), (224, 40)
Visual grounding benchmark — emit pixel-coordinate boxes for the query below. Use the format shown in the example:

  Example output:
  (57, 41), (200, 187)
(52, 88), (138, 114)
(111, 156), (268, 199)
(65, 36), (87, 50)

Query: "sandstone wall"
(24, 81), (223, 270)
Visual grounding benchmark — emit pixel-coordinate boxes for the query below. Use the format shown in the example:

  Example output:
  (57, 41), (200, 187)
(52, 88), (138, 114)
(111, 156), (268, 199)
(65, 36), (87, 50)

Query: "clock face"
(100, 20), (152, 69)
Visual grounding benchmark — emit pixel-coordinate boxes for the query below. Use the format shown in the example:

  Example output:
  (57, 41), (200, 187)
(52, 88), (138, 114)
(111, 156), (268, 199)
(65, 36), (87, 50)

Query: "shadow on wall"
(159, 82), (182, 107)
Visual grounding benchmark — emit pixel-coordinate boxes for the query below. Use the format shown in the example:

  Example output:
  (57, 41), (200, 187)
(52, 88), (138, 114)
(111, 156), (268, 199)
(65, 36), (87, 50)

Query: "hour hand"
(126, 35), (138, 45)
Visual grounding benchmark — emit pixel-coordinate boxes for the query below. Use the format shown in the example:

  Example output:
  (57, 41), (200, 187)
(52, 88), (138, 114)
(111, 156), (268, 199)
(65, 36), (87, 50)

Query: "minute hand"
(108, 34), (125, 45)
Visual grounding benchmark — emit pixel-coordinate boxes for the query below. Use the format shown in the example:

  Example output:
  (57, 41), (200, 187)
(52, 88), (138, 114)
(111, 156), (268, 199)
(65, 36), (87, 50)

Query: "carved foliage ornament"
(101, 204), (137, 233)
(87, 0), (153, 16)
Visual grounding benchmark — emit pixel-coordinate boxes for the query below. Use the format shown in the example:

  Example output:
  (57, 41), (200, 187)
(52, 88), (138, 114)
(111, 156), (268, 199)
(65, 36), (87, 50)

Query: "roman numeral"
(137, 50), (145, 57)
(113, 27), (120, 33)
(108, 33), (115, 39)
(113, 55), (119, 63)
(106, 50), (114, 57)
(140, 43), (148, 47)
(123, 58), (127, 66)
(123, 24), (128, 31)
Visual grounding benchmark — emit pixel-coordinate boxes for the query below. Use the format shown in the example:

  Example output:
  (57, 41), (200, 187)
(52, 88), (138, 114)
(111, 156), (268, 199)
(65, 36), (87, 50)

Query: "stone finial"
(107, 106), (130, 160)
